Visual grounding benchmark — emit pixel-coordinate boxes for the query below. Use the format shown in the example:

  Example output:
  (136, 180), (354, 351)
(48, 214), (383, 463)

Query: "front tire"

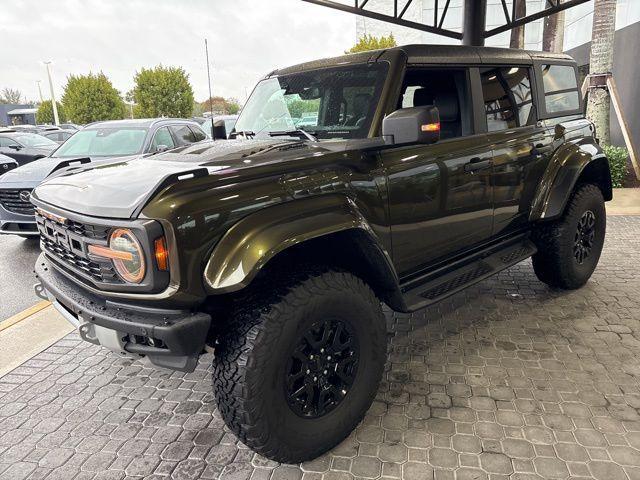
(532, 183), (606, 289)
(212, 269), (387, 463)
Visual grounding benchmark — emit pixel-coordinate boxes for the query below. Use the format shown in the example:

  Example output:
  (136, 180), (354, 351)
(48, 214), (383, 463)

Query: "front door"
(381, 68), (494, 278)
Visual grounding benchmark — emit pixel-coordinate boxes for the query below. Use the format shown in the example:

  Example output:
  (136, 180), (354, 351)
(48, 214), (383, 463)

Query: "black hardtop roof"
(272, 44), (574, 76)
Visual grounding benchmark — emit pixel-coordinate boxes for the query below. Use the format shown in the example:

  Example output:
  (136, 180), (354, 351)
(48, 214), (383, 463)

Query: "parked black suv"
(33, 45), (611, 462)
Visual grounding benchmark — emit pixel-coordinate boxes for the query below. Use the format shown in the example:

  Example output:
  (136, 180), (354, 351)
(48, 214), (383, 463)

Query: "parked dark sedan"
(0, 131), (58, 165)
(0, 118), (207, 237)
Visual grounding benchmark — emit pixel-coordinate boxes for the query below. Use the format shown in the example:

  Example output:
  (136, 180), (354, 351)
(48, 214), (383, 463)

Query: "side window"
(481, 67), (535, 132)
(0, 137), (19, 147)
(151, 127), (176, 152)
(191, 126), (207, 142)
(541, 64), (580, 114)
(170, 125), (197, 145)
(398, 68), (473, 139)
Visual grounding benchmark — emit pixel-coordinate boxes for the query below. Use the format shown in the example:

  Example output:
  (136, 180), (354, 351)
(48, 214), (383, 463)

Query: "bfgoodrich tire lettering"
(532, 183), (606, 289)
(212, 269), (387, 463)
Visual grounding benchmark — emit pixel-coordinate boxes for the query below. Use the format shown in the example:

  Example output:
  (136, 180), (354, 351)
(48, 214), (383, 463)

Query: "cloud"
(0, 0), (356, 104)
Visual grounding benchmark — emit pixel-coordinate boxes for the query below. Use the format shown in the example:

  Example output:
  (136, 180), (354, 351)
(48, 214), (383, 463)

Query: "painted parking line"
(0, 303), (73, 377)
(0, 300), (50, 332)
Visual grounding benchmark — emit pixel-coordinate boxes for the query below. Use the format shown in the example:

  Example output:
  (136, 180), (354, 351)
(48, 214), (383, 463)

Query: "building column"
(462, 0), (487, 46)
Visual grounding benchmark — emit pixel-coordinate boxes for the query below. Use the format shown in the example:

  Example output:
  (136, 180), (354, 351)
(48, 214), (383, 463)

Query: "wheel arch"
(530, 141), (612, 222)
(203, 194), (405, 310)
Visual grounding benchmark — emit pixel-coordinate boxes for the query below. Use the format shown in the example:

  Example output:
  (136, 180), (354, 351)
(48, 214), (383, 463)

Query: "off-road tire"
(532, 183), (606, 289)
(212, 269), (387, 463)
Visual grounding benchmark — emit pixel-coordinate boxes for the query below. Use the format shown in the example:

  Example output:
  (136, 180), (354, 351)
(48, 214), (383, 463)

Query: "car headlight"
(109, 229), (146, 283)
(88, 228), (146, 284)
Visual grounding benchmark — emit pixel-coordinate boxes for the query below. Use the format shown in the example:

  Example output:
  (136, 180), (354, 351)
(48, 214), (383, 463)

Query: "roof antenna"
(205, 38), (215, 140)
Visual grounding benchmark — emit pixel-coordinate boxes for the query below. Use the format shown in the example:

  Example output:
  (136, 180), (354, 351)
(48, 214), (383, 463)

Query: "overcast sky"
(0, 0), (358, 105)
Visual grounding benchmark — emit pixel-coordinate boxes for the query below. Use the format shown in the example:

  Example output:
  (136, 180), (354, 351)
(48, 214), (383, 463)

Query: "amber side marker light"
(421, 122), (441, 132)
(154, 237), (169, 271)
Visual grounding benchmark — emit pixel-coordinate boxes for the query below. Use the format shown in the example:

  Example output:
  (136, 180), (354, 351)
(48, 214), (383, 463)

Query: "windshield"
(14, 133), (58, 148)
(234, 63), (388, 140)
(52, 127), (147, 158)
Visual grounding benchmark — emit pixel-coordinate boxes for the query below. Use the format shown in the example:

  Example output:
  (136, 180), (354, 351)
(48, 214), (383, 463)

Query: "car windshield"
(234, 63), (389, 140)
(52, 127), (147, 158)
(14, 133), (58, 148)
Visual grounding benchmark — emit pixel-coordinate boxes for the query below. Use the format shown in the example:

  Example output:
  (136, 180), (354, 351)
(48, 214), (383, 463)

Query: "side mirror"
(382, 106), (440, 146)
(213, 119), (227, 140)
(155, 144), (169, 153)
(8, 145), (22, 151)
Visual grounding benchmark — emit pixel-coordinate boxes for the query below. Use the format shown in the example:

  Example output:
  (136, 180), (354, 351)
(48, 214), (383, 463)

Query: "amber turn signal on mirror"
(421, 122), (441, 132)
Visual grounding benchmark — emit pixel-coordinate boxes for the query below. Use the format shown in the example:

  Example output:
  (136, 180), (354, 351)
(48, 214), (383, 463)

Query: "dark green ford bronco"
(33, 45), (611, 462)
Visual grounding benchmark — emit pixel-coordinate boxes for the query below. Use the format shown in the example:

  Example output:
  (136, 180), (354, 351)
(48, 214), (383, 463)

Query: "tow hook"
(78, 323), (101, 346)
(34, 282), (48, 301)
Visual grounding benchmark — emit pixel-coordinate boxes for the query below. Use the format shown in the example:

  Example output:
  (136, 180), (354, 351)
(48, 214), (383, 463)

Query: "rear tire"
(532, 183), (606, 289)
(212, 269), (387, 463)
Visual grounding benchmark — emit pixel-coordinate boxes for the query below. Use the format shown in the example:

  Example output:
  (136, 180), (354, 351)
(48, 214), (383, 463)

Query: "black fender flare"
(530, 139), (612, 222)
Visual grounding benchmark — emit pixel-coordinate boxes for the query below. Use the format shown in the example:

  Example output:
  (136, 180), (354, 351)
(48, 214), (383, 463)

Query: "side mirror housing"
(155, 144), (170, 153)
(382, 106), (440, 146)
(8, 144), (22, 151)
(213, 119), (228, 140)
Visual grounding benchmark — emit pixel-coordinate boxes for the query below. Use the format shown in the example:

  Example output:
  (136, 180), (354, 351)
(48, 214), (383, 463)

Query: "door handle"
(464, 157), (493, 172)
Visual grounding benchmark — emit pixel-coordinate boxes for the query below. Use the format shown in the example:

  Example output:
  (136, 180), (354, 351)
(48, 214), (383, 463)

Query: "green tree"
(346, 33), (396, 54)
(200, 96), (241, 115)
(226, 98), (241, 115)
(36, 100), (66, 124)
(132, 65), (194, 118)
(61, 72), (126, 124)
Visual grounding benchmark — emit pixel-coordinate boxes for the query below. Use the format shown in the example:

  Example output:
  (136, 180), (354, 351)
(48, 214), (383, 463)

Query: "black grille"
(0, 162), (16, 175)
(35, 210), (120, 284)
(0, 189), (35, 215)
(41, 237), (120, 283)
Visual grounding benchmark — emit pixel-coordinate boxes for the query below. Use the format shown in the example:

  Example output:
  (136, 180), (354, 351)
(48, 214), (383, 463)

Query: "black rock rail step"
(401, 235), (537, 312)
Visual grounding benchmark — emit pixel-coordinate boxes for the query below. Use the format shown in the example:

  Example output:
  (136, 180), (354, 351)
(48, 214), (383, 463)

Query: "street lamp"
(36, 81), (44, 103)
(43, 61), (60, 126)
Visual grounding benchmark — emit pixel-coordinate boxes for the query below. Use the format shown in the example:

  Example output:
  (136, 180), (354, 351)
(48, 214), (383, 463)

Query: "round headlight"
(109, 228), (146, 283)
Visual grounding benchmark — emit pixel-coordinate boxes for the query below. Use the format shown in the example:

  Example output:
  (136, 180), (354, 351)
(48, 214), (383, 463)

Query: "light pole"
(205, 39), (214, 138)
(44, 61), (60, 126)
(36, 81), (44, 103)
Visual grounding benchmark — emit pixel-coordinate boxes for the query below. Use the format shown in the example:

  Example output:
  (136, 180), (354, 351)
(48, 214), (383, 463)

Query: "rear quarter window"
(540, 64), (581, 115)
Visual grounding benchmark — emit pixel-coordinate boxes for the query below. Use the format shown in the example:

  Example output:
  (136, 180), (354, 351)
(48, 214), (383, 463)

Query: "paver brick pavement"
(0, 216), (639, 479)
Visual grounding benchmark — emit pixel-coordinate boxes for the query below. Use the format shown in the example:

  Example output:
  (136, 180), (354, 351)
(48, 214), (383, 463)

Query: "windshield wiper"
(268, 129), (318, 142)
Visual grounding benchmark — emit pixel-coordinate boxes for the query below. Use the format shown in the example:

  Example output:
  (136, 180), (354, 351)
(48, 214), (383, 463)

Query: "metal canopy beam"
(485, 0), (591, 38)
(302, 0), (592, 47)
(301, 0), (463, 40)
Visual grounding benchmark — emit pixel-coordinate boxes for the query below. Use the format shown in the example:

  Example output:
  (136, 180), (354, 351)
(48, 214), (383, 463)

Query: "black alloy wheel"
(285, 318), (359, 419)
(573, 210), (596, 265)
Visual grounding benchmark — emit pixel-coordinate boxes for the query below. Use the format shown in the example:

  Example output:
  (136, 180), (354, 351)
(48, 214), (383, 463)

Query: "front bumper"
(35, 253), (211, 372)
(0, 204), (38, 236)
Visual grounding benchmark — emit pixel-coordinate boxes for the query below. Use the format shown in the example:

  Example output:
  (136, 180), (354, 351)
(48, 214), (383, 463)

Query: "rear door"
(479, 66), (553, 236)
(169, 124), (198, 146)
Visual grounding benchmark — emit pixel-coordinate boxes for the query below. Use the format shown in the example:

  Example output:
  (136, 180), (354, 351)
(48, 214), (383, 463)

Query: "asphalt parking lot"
(0, 235), (41, 321)
(0, 215), (638, 479)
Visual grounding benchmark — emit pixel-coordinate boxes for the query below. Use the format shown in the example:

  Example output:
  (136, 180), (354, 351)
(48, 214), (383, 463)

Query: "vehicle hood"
(0, 155), (137, 190)
(32, 138), (368, 219)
